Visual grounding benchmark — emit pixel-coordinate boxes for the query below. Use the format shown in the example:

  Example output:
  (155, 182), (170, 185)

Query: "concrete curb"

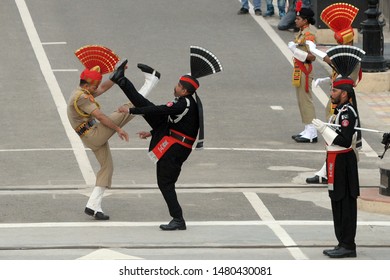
(358, 188), (390, 215)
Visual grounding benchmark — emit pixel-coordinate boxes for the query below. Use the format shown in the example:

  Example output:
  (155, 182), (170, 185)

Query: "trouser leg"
(331, 199), (342, 247)
(295, 74), (316, 125)
(331, 196), (357, 250)
(93, 142), (114, 188)
(117, 77), (164, 129)
(157, 153), (184, 219)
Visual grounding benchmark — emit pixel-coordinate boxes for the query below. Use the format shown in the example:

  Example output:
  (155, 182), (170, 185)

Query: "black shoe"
(294, 136), (318, 143)
(160, 218), (186, 231)
(84, 207), (110, 220)
(291, 134), (301, 140)
(237, 8), (249, 15)
(326, 247), (357, 258)
(137, 63), (161, 79)
(254, 9), (262, 16)
(109, 58), (128, 83)
(263, 10), (274, 17)
(323, 246), (340, 256)
(306, 175), (328, 184)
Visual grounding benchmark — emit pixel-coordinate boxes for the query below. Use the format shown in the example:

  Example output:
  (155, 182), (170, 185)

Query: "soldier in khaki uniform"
(288, 3), (318, 143)
(67, 62), (160, 220)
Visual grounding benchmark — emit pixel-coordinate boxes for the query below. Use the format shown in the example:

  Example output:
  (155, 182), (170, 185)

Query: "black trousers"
(331, 194), (357, 250)
(157, 144), (191, 219)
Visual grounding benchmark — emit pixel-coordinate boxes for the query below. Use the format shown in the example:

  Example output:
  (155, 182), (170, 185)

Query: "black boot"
(84, 207), (110, 220)
(109, 58), (128, 83)
(160, 218), (186, 230)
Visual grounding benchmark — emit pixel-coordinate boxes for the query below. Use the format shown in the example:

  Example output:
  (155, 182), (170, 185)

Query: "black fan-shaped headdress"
(185, 46), (223, 149)
(190, 46), (223, 79)
(326, 45), (365, 77)
(327, 45), (365, 149)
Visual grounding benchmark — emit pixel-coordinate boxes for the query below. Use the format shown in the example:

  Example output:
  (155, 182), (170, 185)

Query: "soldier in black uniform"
(111, 59), (200, 231)
(312, 76), (360, 258)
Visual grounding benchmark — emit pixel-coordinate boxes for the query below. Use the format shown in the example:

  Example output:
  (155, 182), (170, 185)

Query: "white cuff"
(311, 48), (327, 59)
(322, 127), (338, 145)
(293, 49), (308, 62)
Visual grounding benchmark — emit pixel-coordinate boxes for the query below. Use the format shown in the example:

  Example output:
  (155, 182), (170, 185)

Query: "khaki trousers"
(81, 103), (134, 188)
(295, 71), (316, 124)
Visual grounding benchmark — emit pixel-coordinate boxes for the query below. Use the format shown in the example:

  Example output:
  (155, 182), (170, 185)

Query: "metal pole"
(361, 0), (388, 72)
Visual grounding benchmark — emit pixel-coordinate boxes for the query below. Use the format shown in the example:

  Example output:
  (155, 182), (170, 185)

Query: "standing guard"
(312, 45), (365, 258)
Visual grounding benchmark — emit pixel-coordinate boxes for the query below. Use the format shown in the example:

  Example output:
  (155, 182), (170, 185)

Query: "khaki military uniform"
(293, 26), (316, 125)
(67, 87), (134, 188)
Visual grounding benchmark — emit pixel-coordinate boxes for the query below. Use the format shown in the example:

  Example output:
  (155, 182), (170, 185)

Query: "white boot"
(307, 124), (317, 139)
(300, 124), (317, 139)
(85, 187), (109, 220)
(315, 162), (327, 179)
(137, 64), (161, 97)
(86, 186), (105, 212)
(296, 124), (317, 143)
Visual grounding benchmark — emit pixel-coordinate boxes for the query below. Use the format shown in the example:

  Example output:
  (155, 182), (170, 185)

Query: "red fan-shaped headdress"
(75, 45), (120, 75)
(320, 3), (359, 44)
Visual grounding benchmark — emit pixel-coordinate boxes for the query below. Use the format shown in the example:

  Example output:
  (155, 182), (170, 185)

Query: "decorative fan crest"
(320, 3), (359, 32)
(75, 45), (120, 74)
(190, 46), (223, 79)
(326, 45), (365, 77)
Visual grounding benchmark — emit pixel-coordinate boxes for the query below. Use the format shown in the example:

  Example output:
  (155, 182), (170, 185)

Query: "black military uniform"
(313, 75), (361, 258)
(111, 61), (200, 230)
(327, 102), (359, 252)
(110, 46), (222, 230)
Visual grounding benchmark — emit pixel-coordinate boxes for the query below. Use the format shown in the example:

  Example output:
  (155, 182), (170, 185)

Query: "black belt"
(76, 119), (96, 136)
(169, 130), (195, 146)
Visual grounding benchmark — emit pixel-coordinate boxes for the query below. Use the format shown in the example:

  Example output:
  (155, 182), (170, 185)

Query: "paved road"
(0, 0), (389, 261)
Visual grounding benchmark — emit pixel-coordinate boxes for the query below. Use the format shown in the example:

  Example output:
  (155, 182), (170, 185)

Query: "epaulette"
(304, 32), (316, 42)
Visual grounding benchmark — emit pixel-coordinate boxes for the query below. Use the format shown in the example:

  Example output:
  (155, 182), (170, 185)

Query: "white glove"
(312, 119), (327, 134)
(314, 77), (331, 87)
(288, 41), (297, 53)
(313, 119), (338, 145)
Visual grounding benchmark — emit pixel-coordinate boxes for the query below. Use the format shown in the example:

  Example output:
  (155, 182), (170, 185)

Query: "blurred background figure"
(278, 0), (311, 31)
(237, 0), (263, 15)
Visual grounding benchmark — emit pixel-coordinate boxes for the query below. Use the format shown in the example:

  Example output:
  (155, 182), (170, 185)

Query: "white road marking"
(41, 42), (67, 45)
(244, 192), (308, 260)
(0, 147), (378, 159)
(1, 220), (389, 228)
(270, 106), (284, 110)
(0, 147), (326, 153)
(268, 166), (315, 172)
(15, 0), (96, 185)
(77, 249), (143, 260)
